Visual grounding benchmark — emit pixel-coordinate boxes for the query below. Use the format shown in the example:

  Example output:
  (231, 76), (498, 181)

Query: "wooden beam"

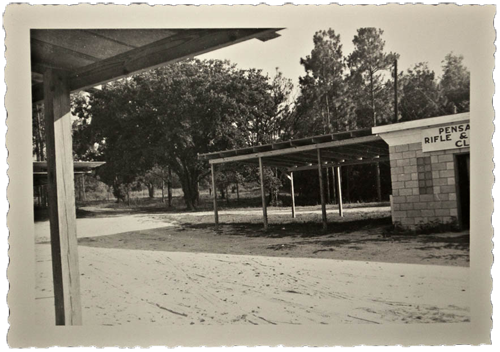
(211, 164), (219, 228)
(209, 135), (382, 164)
(259, 157), (268, 231)
(317, 149), (327, 231)
(288, 156), (389, 172)
(43, 68), (82, 325)
(290, 172), (296, 219)
(336, 166), (344, 217)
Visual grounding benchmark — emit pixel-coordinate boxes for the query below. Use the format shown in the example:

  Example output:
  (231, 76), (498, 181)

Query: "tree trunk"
(236, 182), (240, 203)
(167, 167), (173, 208)
(178, 166), (199, 211)
(147, 183), (155, 198)
(325, 94), (331, 133)
(161, 179), (165, 203)
(181, 180), (196, 211)
(196, 181), (200, 206)
(370, 69), (376, 126)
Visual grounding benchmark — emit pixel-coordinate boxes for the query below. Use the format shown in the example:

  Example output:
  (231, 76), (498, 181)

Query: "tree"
(297, 29), (352, 135)
(346, 28), (399, 202)
(439, 53), (470, 114)
(233, 68), (295, 146)
(71, 92), (102, 161)
(399, 62), (443, 121)
(347, 28), (399, 127)
(75, 59), (293, 210)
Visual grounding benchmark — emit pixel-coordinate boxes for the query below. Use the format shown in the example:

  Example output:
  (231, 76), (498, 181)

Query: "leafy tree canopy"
(440, 53), (470, 114)
(72, 59), (294, 209)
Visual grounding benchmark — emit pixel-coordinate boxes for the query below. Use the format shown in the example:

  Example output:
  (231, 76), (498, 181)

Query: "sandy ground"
(34, 213), (174, 243)
(35, 208), (470, 325)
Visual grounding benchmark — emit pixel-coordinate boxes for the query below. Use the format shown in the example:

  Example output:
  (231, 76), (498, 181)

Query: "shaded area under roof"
(31, 28), (283, 102)
(198, 128), (389, 171)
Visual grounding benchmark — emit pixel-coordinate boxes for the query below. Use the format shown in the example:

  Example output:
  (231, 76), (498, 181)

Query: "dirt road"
(35, 244), (469, 326)
(34, 209), (470, 325)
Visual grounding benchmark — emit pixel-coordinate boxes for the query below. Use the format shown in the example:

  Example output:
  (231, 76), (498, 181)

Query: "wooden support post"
(336, 166), (344, 217)
(375, 162), (382, 202)
(43, 69), (82, 325)
(211, 164), (218, 228)
(325, 167), (331, 204)
(290, 172), (296, 218)
(259, 157), (268, 231)
(331, 167), (336, 205)
(317, 149), (327, 231)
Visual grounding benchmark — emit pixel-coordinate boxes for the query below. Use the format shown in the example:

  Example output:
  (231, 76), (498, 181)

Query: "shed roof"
(31, 28), (283, 102)
(33, 161), (105, 186)
(198, 128), (390, 171)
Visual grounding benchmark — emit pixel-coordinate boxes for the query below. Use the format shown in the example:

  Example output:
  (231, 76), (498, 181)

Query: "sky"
(199, 5), (479, 95)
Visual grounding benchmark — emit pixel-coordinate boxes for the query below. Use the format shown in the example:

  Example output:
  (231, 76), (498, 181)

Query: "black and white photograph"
(3, 3), (495, 347)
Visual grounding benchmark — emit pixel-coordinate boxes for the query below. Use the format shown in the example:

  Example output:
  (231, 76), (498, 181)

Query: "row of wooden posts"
(209, 149), (345, 232)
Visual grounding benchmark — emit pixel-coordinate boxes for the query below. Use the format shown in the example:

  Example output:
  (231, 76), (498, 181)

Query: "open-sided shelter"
(31, 28), (283, 325)
(198, 128), (390, 231)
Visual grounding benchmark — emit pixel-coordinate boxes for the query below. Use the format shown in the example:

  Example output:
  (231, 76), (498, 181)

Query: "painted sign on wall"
(422, 123), (470, 152)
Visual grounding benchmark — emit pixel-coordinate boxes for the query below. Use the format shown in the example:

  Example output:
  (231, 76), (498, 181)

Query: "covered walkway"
(198, 128), (390, 231)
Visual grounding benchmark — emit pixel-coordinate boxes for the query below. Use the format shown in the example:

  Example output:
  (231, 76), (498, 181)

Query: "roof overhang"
(373, 113), (470, 147)
(31, 28), (284, 103)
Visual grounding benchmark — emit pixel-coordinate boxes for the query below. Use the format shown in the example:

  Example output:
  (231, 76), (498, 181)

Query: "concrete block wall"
(389, 142), (470, 229)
